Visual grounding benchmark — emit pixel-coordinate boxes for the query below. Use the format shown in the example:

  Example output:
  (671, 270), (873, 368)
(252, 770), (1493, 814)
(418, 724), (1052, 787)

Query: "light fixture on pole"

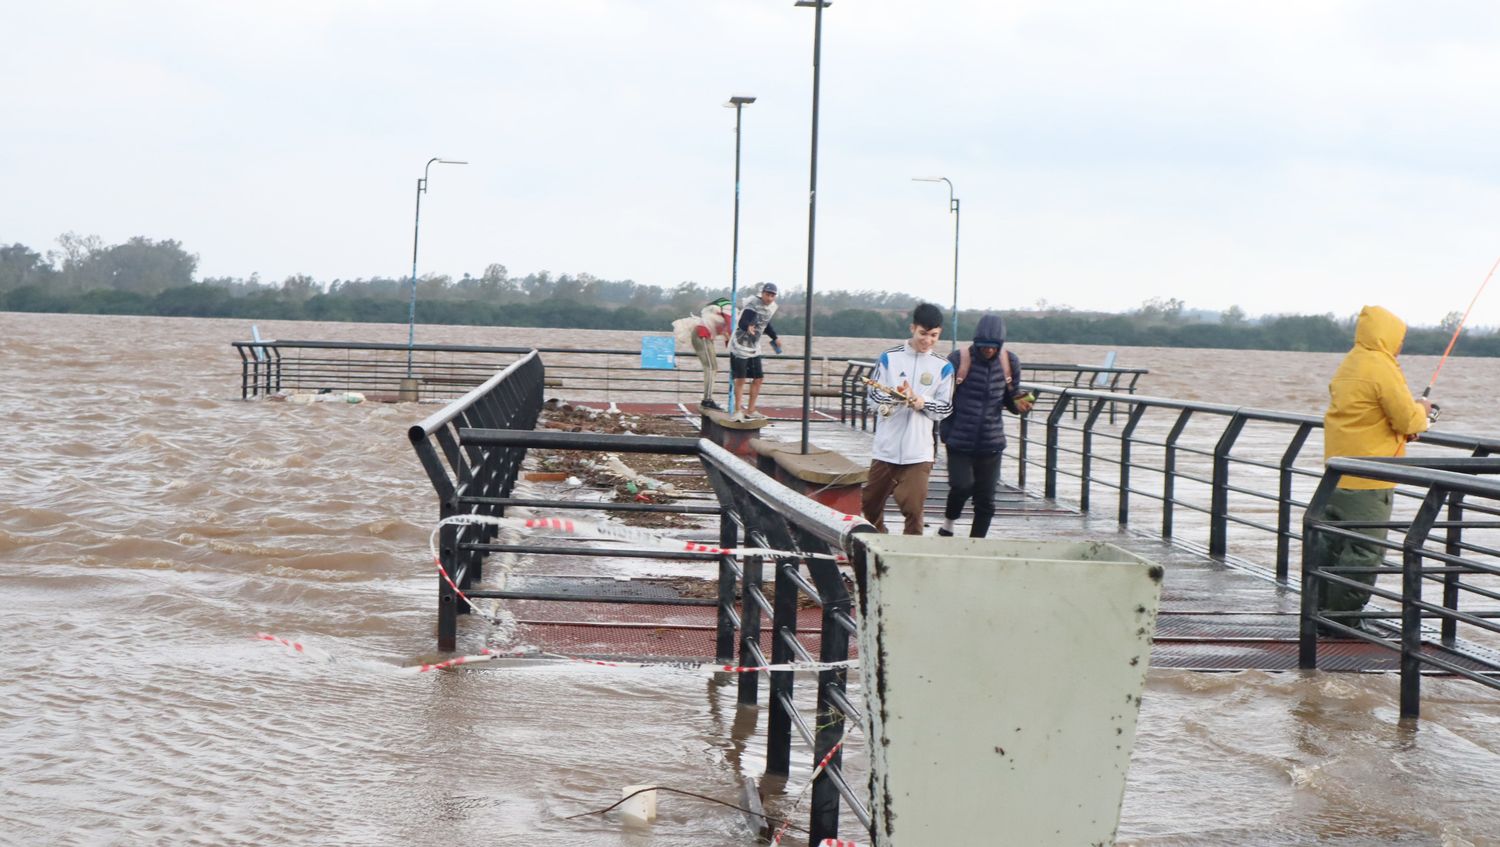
(724, 94), (756, 413)
(795, 0), (831, 454)
(407, 157), (469, 378)
(913, 176), (960, 351)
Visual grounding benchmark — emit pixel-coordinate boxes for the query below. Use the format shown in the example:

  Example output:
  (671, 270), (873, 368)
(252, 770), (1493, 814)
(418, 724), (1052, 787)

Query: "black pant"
(944, 448), (1002, 538)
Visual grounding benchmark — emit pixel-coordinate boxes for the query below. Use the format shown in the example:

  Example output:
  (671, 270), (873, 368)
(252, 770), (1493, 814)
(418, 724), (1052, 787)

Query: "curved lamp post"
(795, 0), (831, 453)
(407, 157), (469, 378)
(913, 176), (960, 351)
(725, 94), (756, 412)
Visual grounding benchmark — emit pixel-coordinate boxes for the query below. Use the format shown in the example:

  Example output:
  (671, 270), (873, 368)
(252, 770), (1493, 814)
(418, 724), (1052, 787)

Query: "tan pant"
(862, 460), (933, 535)
(691, 334), (717, 402)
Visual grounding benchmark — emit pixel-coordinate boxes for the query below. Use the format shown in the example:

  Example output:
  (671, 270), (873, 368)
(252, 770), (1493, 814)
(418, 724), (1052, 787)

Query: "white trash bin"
(855, 536), (1162, 846)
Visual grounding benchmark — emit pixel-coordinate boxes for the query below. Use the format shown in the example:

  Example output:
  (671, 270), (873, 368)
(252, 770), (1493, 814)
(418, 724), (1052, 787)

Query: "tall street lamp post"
(407, 157), (469, 378)
(725, 94), (756, 413)
(795, 0), (830, 454)
(914, 176), (960, 351)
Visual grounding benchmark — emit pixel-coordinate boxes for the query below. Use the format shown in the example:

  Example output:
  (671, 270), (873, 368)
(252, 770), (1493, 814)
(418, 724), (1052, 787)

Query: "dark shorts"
(730, 355), (763, 380)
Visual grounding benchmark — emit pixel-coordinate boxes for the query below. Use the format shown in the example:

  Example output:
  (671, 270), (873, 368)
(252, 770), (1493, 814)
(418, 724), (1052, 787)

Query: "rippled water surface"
(2, 312), (1499, 846)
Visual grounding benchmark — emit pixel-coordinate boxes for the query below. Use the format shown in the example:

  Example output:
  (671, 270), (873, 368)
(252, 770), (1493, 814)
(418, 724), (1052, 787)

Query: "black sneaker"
(701, 399), (723, 411)
(936, 527), (954, 537)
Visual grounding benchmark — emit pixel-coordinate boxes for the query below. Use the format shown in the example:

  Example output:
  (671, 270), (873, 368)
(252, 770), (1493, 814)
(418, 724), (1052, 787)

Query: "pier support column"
(750, 438), (867, 515)
(701, 409), (770, 461)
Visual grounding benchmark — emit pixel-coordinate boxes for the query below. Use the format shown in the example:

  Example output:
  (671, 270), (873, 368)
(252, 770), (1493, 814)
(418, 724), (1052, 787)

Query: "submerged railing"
(407, 349), (875, 844)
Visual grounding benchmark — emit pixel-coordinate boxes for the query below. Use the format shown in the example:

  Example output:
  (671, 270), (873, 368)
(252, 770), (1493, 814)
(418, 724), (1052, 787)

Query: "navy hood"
(971, 314), (1006, 349)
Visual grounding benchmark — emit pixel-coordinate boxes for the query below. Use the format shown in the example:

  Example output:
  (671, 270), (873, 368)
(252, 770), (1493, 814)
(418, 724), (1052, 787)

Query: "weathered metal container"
(856, 535), (1162, 846)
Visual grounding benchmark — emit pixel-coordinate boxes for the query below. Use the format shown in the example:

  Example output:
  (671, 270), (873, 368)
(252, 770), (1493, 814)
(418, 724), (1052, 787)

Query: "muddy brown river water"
(2, 312), (1498, 846)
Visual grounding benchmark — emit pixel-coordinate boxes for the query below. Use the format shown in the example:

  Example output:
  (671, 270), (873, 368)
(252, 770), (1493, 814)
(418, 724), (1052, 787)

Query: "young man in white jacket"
(861, 303), (955, 535)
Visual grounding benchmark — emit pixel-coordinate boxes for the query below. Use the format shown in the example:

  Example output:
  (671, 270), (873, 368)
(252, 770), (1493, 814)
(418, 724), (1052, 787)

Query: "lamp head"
(725, 95), (758, 107)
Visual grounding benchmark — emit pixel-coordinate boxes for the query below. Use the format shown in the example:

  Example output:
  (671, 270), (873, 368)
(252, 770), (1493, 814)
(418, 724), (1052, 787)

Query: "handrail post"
(1044, 390), (1069, 500)
(437, 504), (459, 652)
(1401, 488), (1445, 719)
(738, 554), (765, 706)
(716, 514), (739, 661)
(1079, 398), (1108, 513)
(1161, 410), (1193, 539)
(809, 587), (852, 843)
(1442, 493), (1464, 645)
(766, 556), (800, 776)
(1016, 410), (1029, 490)
(1118, 405), (1147, 524)
(1299, 473), (1341, 668)
(1276, 423), (1314, 582)
(1209, 413), (1248, 558)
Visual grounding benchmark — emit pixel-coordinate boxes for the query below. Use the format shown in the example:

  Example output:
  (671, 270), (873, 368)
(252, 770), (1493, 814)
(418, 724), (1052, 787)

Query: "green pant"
(1314, 487), (1394, 613)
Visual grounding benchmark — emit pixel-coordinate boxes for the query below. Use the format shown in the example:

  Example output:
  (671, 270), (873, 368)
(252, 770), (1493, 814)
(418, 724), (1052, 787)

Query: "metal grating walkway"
(473, 416), (1499, 676)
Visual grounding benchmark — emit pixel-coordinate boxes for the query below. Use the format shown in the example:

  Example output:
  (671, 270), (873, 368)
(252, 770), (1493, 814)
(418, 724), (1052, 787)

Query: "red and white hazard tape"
(819, 840), (864, 847)
(253, 632), (332, 662)
(772, 740), (847, 845)
(431, 513), (848, 565)
(253, 635), (858, 676)
(256, 632), (305, 653)
(400, 647), (857, 675)
(423, 513), (853, 623)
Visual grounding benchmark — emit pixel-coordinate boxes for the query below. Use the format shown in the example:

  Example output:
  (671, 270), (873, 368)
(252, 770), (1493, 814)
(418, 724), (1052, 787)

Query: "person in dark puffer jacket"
(937, 314), (1034, 537)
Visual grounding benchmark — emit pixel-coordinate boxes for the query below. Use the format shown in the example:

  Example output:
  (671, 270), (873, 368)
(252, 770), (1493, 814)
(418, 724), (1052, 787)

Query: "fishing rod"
(1420, 255), (1500, 422)
(860, 375), (918, 416)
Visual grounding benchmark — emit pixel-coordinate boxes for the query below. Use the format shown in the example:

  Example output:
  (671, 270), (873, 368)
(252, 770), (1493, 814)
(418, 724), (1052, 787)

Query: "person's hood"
(1353, 305), (1406, 358)
(971, 314), (1006, 349)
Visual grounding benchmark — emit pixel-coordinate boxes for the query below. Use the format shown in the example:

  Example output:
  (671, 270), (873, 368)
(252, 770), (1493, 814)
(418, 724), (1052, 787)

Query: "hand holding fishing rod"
(861, 375), (924, 415)
(1419, 255), (1500, 424)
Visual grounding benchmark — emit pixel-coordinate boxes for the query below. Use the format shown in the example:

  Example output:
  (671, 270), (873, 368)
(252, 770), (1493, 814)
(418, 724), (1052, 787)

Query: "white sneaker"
(732, 411), (747, 422)
(748, 410), (768, 420)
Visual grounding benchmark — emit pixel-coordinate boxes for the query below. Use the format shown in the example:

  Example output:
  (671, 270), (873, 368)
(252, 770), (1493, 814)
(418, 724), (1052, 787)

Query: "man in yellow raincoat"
(1318, 305), (1432, 630)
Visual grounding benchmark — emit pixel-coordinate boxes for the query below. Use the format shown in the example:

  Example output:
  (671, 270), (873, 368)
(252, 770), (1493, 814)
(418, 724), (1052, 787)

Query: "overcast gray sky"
(6, 1), (1500, 325)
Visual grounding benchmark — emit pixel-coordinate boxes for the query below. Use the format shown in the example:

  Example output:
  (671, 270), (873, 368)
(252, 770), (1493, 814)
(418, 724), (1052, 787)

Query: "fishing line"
(1421, 255), (1500, 420)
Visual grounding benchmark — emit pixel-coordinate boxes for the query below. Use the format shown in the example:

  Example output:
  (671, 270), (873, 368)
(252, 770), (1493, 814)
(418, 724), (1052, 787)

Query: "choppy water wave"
(2, 312), (1498, 846)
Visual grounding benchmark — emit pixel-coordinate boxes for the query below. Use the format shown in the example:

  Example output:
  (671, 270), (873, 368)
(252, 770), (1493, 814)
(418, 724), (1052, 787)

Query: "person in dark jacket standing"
(937, 314), (1034, 537)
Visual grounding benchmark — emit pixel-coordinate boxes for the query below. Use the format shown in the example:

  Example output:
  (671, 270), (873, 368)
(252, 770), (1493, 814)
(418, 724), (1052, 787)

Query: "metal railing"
(1011, 384), (1500, 715)
(1301, 457), (1500, 718)
(407, 352), (548, 649)
(236, 338), (850, 403)
(232, 338), (1148, 411)
(1014, 384), (1500, 579)
(813, 358), (1147, 431)
(407, 350), (876, 844)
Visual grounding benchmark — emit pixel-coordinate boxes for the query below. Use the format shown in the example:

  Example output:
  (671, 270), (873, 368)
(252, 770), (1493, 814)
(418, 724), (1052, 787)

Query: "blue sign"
(641, 336), (677, 370)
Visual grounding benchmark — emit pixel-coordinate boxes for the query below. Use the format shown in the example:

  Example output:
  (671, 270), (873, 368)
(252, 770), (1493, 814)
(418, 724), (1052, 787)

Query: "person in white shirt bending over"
(671, 296), (733, 410)
(860, 303), (955, 535)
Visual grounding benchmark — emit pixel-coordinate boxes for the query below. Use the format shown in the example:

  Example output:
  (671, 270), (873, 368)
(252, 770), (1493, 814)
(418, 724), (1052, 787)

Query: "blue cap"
(761, 282), (778, 295)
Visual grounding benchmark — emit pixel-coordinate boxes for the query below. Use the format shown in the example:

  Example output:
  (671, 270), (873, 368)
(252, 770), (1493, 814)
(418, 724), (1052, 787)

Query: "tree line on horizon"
(2, 232), (1497, 357)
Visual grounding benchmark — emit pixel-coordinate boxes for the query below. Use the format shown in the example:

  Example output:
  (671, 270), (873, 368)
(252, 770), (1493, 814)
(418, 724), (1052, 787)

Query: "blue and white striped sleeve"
(868, 351), (897, 404)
